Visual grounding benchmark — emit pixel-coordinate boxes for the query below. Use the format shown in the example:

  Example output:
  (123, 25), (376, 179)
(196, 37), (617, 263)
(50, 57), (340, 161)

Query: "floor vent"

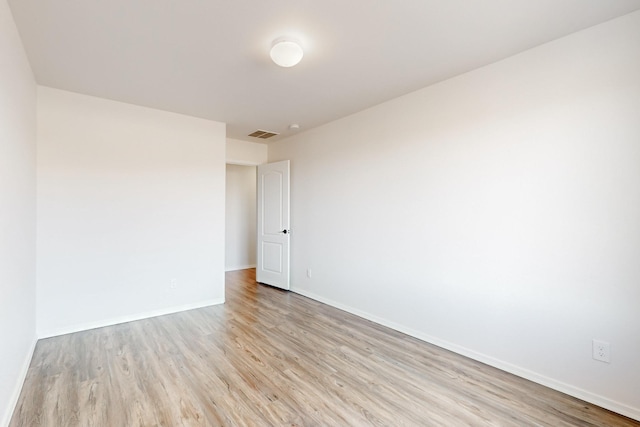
(248, 129), (279, 139)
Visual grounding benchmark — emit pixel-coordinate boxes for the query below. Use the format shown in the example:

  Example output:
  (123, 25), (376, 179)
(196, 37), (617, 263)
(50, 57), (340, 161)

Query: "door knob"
(281, 229), (289, 234)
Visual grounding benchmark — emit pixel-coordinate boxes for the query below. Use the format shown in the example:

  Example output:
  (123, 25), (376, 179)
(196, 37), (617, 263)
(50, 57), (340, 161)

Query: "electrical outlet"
(170, 278), (178, 290)
(592, 339), (610, 363)
(306, 268), (312, 278)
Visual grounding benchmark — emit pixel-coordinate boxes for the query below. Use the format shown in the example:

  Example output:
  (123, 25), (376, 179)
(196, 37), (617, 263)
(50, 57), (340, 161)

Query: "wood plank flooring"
(10, 269), (639, 426)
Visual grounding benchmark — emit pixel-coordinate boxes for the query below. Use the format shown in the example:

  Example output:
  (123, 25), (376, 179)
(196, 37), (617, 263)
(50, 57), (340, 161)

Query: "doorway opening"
(225, 164), (257, 271)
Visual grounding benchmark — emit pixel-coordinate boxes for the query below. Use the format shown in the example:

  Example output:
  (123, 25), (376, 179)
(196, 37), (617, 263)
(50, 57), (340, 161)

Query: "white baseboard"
(225, 264), (256, 272)
(291, 286), (640, 422)
(37, 298), (225, 339)
(1, 336), (37, 427)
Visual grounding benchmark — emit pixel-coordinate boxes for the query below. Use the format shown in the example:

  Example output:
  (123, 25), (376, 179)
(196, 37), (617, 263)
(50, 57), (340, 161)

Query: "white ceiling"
(9, 0), (640, 142)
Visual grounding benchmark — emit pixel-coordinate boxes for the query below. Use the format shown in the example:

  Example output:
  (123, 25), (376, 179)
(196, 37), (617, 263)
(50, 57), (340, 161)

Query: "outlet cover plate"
(592, 339), (610, 363)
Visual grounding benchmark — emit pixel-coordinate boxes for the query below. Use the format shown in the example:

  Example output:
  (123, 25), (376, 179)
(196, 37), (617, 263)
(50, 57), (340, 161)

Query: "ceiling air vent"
(248, 129), (279, 139)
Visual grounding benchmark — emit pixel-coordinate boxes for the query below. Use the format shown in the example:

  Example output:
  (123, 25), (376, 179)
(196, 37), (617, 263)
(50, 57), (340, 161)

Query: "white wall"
(269, 11), (640, 420)
(225, 165), (257, 271)
(0, 2), (37, 426)
(37, 87), (226, 338)
(226, 138), (268, 165)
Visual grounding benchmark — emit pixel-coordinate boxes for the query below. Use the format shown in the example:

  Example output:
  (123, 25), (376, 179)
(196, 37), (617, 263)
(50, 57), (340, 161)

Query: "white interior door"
(256, 160), (290, 290)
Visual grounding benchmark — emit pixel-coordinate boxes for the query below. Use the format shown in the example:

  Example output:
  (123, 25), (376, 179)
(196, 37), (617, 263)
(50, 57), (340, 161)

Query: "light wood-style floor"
(10, 269), (639, 426)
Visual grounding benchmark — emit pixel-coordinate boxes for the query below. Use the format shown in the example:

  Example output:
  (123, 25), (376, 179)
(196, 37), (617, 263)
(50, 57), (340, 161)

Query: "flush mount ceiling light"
(270, 37), (304, 67)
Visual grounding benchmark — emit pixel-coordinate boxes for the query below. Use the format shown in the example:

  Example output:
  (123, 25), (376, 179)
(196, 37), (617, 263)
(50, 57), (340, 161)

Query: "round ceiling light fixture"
(270, 37), (304, 67)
